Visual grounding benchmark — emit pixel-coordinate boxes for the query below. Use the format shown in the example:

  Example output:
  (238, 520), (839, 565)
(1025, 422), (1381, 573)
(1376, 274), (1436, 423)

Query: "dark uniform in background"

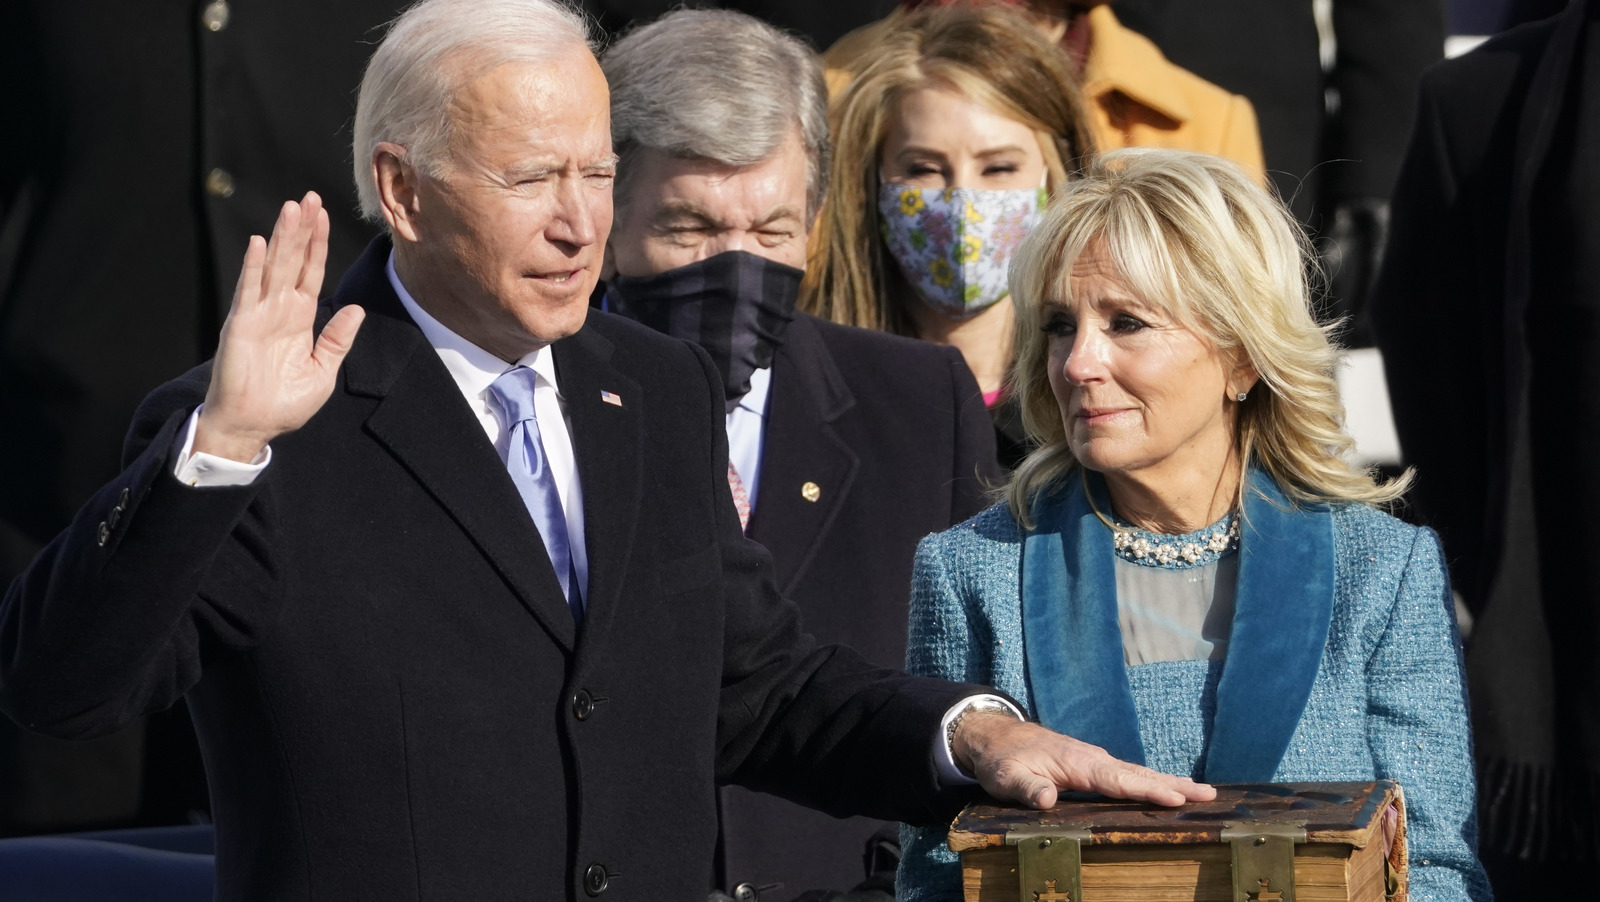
(0, 0), (411, 834)
(1371, 2), (1600, 894)
(1114, 0), (1445, 341)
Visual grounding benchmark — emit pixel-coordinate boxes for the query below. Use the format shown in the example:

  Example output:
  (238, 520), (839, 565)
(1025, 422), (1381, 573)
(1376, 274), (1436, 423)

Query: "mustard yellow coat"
(824, 5), (1265, 181)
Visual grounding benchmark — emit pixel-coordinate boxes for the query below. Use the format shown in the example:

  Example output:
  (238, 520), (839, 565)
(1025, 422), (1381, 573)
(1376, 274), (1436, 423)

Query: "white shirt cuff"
(934, 694), (1026, 787)
(171, 407), (271, 487)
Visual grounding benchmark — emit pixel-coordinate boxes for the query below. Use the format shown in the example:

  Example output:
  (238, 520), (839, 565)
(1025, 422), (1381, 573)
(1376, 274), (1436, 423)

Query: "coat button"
(205, 168), (236, 198)
(107, 507), (121, 529)
(96, 522), (110, 546)
(732, 883), (760, 901)
(572, 689), (594, 721)
(201, 0), (230, 32)
(583, 862), (608, 896)
(118, 488), (130, 508)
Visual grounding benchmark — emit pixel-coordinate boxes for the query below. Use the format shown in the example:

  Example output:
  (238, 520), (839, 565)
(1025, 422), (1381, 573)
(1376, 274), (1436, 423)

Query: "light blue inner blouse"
(1111, 511), (1239, 666)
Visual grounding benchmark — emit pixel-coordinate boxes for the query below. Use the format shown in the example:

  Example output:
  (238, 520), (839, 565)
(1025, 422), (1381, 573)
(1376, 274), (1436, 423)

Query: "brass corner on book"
(1003, 827), (1090, 902)
(1221, 821), (1308, 902)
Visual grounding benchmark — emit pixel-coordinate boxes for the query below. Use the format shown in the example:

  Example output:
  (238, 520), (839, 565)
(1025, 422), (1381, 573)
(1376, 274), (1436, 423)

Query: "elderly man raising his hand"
(0, 1), (1211, 899)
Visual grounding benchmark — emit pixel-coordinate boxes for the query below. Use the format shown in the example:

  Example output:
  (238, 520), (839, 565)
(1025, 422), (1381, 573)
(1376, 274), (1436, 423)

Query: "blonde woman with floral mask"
(804, 3), (1093, 468)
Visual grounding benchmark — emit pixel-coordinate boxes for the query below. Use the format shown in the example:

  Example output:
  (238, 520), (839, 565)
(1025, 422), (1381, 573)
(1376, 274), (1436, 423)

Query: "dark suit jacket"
(1369, 0), (1600, 865)
(0, 238), (984, 900)
(717, 316), (996, 898)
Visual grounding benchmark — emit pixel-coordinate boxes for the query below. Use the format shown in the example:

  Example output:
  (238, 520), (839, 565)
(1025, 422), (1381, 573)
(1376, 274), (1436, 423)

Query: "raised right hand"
(194, 192), (366, 463)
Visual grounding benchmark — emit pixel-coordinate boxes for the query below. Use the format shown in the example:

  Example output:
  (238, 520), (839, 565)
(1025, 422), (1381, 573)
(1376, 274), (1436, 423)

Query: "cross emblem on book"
(1248, 878), (1286, 901)
(1033, 879), (1073, 902)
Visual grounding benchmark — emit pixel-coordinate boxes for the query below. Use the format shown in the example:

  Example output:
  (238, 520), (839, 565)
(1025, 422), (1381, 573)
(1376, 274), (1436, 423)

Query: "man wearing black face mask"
(600, 10), (1001, 902)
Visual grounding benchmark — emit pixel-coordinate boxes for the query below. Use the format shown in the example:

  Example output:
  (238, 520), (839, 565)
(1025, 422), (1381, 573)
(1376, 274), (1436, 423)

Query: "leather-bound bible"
(948, 780), (1406, 902)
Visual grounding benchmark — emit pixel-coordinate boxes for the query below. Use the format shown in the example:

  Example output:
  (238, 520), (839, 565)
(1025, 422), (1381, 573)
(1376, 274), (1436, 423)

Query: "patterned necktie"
(727, 461), (752, 532)
(488, 366), (583, 622)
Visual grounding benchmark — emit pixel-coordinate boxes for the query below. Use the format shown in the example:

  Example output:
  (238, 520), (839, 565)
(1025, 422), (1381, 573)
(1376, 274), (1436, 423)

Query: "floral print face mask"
(877, 182), (1047, 321)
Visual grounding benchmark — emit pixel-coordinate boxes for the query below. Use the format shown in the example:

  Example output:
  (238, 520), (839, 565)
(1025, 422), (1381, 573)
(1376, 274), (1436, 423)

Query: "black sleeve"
(693, 340), (989, 825)
(0, 364), (278, 738)
(1325, 0), (1447, 203)
(1368, 75), (1496, 603)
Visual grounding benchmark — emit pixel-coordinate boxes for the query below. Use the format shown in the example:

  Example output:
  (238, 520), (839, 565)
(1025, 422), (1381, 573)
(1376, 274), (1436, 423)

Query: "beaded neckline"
(1110, 511), (1240, 569)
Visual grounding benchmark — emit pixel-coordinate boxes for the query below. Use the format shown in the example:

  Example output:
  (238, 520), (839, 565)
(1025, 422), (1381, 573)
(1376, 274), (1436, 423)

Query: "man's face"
(397, 50), (616, 359)
(606, 129), (810, 278)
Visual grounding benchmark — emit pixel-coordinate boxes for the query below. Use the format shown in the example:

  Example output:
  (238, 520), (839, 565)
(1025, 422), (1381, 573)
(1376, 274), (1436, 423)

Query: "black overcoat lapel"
(550, 323), (643, 650)
(335, 239), (578, 651)
(746, 317), (858, 595)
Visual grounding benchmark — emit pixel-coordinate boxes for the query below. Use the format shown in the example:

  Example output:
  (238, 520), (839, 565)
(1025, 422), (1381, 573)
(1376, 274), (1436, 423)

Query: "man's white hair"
(352, 0), (594, 221)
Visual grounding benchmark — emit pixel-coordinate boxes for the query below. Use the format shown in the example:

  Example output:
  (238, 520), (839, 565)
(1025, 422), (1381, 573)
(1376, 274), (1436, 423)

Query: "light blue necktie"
(488, 366), (583, 622)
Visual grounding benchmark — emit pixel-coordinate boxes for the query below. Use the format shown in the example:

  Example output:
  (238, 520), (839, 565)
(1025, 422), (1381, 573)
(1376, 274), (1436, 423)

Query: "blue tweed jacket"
(899, 471), (1490, 902)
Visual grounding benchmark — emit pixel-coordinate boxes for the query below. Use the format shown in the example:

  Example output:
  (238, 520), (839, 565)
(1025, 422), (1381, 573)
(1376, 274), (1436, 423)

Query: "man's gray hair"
(352, 0), (594, 221)
(602, 9), (831, 219)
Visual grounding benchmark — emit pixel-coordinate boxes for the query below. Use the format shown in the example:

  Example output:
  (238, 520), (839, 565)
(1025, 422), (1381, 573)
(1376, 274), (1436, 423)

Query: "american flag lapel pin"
(600, 390), (623, 407)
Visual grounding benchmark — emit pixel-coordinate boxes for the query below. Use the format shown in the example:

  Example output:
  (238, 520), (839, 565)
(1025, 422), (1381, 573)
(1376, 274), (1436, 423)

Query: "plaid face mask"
(878, 182), (1047, 320)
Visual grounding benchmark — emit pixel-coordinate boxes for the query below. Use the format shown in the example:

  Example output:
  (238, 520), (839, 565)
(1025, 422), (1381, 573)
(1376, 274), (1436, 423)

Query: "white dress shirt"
(725, 366), (770, 510)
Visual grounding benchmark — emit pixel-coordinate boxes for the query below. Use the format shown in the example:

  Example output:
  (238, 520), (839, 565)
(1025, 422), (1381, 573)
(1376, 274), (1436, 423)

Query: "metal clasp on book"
(1004, 827), (1090, 902)
(1221, 821), (1308, 902)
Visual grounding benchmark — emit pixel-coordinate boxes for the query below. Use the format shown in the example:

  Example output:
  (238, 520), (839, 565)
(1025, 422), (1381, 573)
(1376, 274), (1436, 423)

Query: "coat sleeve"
(0, 364), (278, 738)
(701, 339), (988, 826)
(1363, 526), (1491, 901)
(1368, 74), (1498, 606)
(896, 531), (983, 902)
(1326, 0), (1445, 202)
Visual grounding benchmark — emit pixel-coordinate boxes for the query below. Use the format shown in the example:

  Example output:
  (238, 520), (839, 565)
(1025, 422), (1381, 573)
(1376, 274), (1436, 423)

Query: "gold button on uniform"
(201, 0), (231, 32)
(205, 168), (235, 198)
(800, 481), (821, 503)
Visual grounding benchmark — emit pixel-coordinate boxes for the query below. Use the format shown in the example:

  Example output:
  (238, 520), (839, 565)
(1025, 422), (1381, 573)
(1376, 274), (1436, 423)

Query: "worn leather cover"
(950, 781), (1399, 851)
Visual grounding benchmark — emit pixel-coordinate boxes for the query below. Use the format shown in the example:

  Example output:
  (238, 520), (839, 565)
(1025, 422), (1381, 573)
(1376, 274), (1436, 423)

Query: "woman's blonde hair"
(802, 3), (1093, 335)
(1004, 148), (1411, 524)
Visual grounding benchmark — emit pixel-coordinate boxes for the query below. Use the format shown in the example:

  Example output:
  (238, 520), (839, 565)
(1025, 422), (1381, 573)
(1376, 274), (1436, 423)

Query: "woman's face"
(879, 86), (1048, 189)
(1044, 242), (1249, 486)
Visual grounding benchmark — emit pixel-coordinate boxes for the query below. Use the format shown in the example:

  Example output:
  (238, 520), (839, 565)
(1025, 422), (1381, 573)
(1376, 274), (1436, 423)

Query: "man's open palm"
(195, 192), (366, 462)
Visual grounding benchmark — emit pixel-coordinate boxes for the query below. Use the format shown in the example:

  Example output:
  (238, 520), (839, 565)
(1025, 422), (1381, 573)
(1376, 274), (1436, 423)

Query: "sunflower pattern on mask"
(877, 184), (1046, 321)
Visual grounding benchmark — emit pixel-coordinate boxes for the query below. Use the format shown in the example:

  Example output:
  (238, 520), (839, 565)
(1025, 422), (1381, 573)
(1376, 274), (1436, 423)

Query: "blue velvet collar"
(1019, 469), (1335, 782)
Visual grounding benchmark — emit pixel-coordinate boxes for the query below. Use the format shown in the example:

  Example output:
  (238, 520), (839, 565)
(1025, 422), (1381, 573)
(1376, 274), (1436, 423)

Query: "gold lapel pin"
(800, 481), (821, 503)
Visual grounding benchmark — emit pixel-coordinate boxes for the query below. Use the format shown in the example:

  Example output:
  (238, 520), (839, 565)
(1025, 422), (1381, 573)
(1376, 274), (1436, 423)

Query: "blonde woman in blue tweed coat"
(898, 149), (1490, 901)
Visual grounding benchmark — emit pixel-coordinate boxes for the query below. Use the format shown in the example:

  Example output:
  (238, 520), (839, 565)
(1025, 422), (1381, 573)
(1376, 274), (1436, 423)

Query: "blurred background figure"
(1114, 0), (1444, 343)
(1370, 0), (1600, 897)
(599, 11), (998, 899)
(0, 0), (419, 837)
(825, 1), (1264, 178)
(804, 4), (1095, 469)
(1448, 0), (1570, 50)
